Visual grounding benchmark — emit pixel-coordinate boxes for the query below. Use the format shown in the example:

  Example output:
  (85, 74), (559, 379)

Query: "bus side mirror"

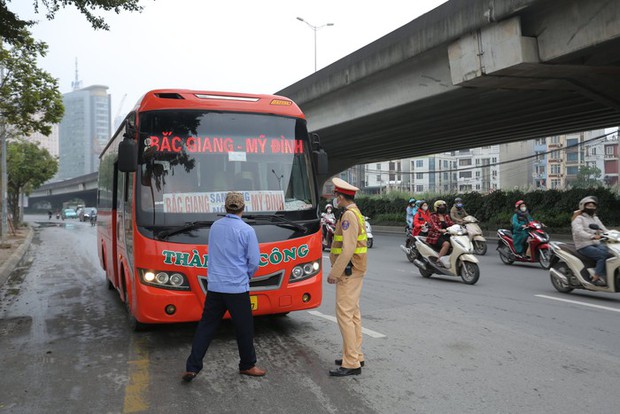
(310, 133), (328, 175)
(118, 138), (137, 172)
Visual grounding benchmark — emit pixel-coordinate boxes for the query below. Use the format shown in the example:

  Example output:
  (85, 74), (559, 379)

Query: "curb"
(0, 226), (34, 288)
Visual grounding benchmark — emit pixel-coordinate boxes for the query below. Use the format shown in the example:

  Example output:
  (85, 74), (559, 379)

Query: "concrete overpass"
(27, 172), (97, 212)
(277, 0), (620, 176)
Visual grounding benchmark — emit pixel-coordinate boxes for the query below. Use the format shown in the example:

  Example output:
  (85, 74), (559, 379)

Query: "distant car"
(62, 208), (78, 219)
(79, 207), (95, 221)
(83, 208), (97, 221)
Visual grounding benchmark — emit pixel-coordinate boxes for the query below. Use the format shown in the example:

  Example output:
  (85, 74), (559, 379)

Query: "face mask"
(421, 205), (428, 211)
(520, 206), (527, 212)
(326, 209), (332, 214)
(437, 207), (446, 214)
(333, 197), (339, 209)
(456, 203), (463, 209)
(584, 208), (596, 216)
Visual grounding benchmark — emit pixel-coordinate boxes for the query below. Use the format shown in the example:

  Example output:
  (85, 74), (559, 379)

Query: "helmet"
(515, 200), (525, 209)
(579, 196), (598, 211)
(409, 198), (416, 204)
(454, 197), (463, 203)
(416, 199), (425, 207)
(434, 200), (447, 211)
(325, 204), (333, 210)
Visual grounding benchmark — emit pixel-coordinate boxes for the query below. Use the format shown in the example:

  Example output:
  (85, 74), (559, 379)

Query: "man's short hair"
(337, 191), (354, 201)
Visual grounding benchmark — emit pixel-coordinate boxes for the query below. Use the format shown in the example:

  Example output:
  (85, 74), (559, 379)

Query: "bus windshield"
(136, 110), (317, 226)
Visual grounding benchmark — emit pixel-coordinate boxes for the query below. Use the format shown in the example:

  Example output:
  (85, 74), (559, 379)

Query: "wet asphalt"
(1, 216), (619, 413)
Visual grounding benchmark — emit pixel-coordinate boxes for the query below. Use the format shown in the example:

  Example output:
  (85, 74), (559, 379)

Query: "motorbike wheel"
(473, 240), (487, 255)
(405, 239), (416, 263)
(367, 238), (373, 249)
(498, 246), (514, 265)
(538, 247), (551, 269)
(460, 261), (480, 285)
(419, 266), (433, 278)
(550, 262), (574, 293)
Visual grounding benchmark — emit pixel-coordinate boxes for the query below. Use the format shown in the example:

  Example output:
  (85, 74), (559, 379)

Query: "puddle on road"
(0, 316), (32, 337)
(35, 222), (78, 229)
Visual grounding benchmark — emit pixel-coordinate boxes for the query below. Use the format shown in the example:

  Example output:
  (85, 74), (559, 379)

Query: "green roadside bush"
(349, 188), (619, 232)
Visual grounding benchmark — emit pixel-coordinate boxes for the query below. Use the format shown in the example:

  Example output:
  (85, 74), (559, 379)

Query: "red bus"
(97, 89), (328, 329)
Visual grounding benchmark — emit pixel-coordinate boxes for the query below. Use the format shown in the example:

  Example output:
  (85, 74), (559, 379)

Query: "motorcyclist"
(512, 200), (534, 257)
(48, 210), (52, 220)
(322, 204), (336, 239)
(412, 200), (431, 236)
(405, 198), (417, 228)
(426, 200), (454, 267)
(324, 204), (335, 222)
(450, 197), (469, 224)
(571, 196), (610, 286)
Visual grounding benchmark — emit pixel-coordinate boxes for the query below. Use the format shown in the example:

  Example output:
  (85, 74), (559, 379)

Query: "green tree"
(1, 0), (144, 45)
(7, 140), (58, 227)
(572, 165), (602, 189)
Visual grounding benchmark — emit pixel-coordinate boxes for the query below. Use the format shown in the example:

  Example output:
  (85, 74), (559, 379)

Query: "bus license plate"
(250, 296), (258, 311)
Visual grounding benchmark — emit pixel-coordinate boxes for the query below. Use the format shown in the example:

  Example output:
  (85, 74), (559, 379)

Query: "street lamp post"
(296, 17), (334, 72)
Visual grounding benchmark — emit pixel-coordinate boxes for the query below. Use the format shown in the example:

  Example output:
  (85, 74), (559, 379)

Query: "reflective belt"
(332, 209), (367, 255)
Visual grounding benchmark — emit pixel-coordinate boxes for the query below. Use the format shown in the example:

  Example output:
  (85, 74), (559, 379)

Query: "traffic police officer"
(327, 177), (368, 377)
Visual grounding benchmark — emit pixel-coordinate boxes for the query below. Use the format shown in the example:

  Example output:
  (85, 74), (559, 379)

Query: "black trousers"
(186, 291), (257, 373)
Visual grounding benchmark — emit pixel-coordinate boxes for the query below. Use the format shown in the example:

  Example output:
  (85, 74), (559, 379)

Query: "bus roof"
(131, 89), (306, 119)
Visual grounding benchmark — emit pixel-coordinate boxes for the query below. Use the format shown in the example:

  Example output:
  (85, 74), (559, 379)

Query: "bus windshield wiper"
(244, 214), (308, 233)
(156, 220), (214, 240)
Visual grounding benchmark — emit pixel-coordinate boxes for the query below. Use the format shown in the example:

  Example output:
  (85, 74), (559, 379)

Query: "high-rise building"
(57, 85), (111, 180)
(25, 124), (59, 158)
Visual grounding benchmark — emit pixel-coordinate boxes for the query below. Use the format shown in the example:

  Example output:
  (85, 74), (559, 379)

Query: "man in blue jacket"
(182, 192), (264, 381)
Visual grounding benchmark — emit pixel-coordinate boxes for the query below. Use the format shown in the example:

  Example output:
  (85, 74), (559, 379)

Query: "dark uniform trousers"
(186, 291), (257, 373)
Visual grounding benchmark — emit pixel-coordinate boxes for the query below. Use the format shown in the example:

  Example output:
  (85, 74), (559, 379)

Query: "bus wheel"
(122, 279), (148, 332)
(107, 279), (114, 290)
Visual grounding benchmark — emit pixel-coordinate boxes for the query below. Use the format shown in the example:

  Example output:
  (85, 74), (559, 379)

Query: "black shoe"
(335, 359), (365, 367)
(329, 367), (361, 377)
(182, 372), (198, 382)
(592, 278), (607, 287)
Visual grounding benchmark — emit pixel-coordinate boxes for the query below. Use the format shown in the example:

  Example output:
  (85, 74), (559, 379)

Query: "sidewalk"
(0, 225), (34, 288)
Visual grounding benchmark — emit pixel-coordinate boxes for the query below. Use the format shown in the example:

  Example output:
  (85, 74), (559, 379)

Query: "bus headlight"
(289, 260), (321, 283)
(139, 269), (190, 290)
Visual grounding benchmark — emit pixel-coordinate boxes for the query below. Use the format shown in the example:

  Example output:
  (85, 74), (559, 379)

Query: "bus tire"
(122, 276), (148, 332)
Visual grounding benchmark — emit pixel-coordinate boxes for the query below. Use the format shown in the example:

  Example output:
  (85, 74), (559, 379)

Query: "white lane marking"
(536, 294), (620, 313)
(308, 310), (387, 338)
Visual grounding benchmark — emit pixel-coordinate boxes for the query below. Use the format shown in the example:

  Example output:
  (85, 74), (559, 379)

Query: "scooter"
(549, 226), (620, 294)
(320, 213), (336, 251)
(400, 224), (480, 285)
(365, 217), (374, 248)
(497, 220), (551, 269)
(462, 215), (487, 255)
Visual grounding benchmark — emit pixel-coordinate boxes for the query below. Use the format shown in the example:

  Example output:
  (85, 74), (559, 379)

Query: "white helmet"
(579, 196), (598, 211)
(325, 204), (333, 210)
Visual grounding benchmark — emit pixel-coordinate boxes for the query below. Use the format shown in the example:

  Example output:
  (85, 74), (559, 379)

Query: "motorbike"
(321, 213), (336, 251)
(90, 214), (97, 227)
(549, 225), (620, 294)
(365, 217), (374, 248)
(496, 220), (551, 269)
(462, 215), (487, 255)
(400, 224), (480, 285)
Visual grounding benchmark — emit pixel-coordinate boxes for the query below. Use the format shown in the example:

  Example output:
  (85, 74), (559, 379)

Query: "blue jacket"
(207, 214), (260, 293)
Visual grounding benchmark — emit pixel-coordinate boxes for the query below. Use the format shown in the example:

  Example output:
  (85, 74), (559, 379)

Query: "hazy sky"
(11, 0), (448, 120)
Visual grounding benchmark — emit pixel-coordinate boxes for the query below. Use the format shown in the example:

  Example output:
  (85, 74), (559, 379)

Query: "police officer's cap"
(332, 177), (359, 196)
